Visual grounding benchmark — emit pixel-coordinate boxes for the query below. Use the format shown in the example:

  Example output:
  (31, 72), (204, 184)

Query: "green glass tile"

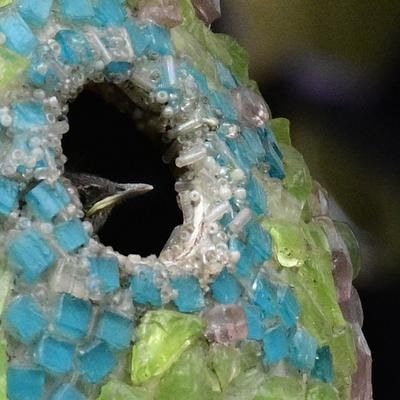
(269, 118), (291, 146)
(281, 144), (313, 204)
(131, 310), (205, 384)
(0, 45), (29, 89)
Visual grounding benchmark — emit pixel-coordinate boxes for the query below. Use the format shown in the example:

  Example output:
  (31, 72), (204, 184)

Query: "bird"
(65, 172), (153, 234)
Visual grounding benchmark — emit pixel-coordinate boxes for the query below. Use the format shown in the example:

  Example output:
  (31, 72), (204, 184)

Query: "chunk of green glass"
(306, 381), (340, 400)
(0, 0), (13, 8)
(328, 324), (357, 398)
(334, 220), (362, 278)
(263, 220), (307, 267)
(131, 310), (205, 385)
(254, 376), (306, 400)
(97, 380), (151, 400)
(175, 0), (251, 86)
(210, 344), (242, 391)
(224, 368), (267, 400)
(0, 46), (29, 89)
(281, 144), (313, 204)
(155, 341), (221, 400)
(269, 118), (291, 146)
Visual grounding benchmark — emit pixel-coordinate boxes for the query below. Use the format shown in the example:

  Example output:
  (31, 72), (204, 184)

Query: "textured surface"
(0, 0), (371, 399)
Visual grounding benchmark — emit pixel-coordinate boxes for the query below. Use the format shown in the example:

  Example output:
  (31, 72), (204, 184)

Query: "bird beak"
(86, 183), (154, 217)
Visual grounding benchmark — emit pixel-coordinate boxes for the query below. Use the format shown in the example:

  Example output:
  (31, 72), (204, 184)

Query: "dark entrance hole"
(62, 85), (182, 256)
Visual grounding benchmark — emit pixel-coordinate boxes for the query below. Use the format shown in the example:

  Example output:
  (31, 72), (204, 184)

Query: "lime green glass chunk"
(0, 0), (13, 8)
(263, 220), (307, 267)
(281, 144), (313, 204)
(171, 26), (219, 87)
(329, 324), (357, 396)
(306, 381), (339, 400)
(254, 376), (306, 400)
(269, 118), (291, 146)
(0, 46), (29, 89)
(97, 380), (151, 400)
(156, 341), (221, 400)
(224, 368), (266, 400)
(334, 220), (362, 278)
(131, 310), (205, 385)
(176, 0), (251, 86)
(210, 344), (242, 391)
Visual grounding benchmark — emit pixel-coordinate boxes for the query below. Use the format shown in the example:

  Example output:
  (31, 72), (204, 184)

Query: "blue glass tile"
(130, 268), (162, 306)
(54, 219), (89, 253)
(55, 30), (93, 66)
(235, 245), (260, 279)
(263, 325), (289, 364)
(4, 295), (47, 344)
(104, 61), (133, 80)
(11, 101), (47, 133)
(277, 286), (300, 328)
(251, 276), (279, 319)
(89, 256), (120, 294)
(246, 222), (272, 262)
(92, 0), (126, 27)
(8, 229), (57, 283)
(288, 328), (318, 372)
(55, 294), (92, 340)
(257, 127), (285, 179)
(171, 275), (205, 313)
(241, 128), (266, 161)
(243, 303), (264, 340)
(7, 367), (45, 400)
(126, 20), (173, 56)
(266, 127), (284, 159)
(27, 54), (60, 89)
(246, 175), (267, 215)
(215, 61), (238, 89)
(96, 311), (134, 350)
(59, 0), (94, 23)
(79, 341), (117, 384)
(0, 177), (19, 217)
(18, 0), (53, 28)
(143, 23), (173, 56)
(209, 91), (237, 122)
(311, 346), (334, 383)
(25, 181), (70, 221)
(211, 268), (242, 304)
(51, 384), (86, 400)
(36, 336), (75, 374)
(125, 19), (148, 56)
(223, 135), (253, 175)
(0, 12), (37, 56)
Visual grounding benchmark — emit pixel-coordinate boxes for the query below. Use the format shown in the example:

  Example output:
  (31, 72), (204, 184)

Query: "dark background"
(63, 2), (399, 398)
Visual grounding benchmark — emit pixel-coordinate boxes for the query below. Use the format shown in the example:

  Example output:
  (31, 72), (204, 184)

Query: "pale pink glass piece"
(204, 304), (248, 345)
(351, 323), (373, 400)
(231, 87), (270, 128)
(308, 181), (329, 217)
(192, 0), (221, 24)
(138, 0), (182, 28)
(316, 216), (353, 302)
(340, 285), (364, 327)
